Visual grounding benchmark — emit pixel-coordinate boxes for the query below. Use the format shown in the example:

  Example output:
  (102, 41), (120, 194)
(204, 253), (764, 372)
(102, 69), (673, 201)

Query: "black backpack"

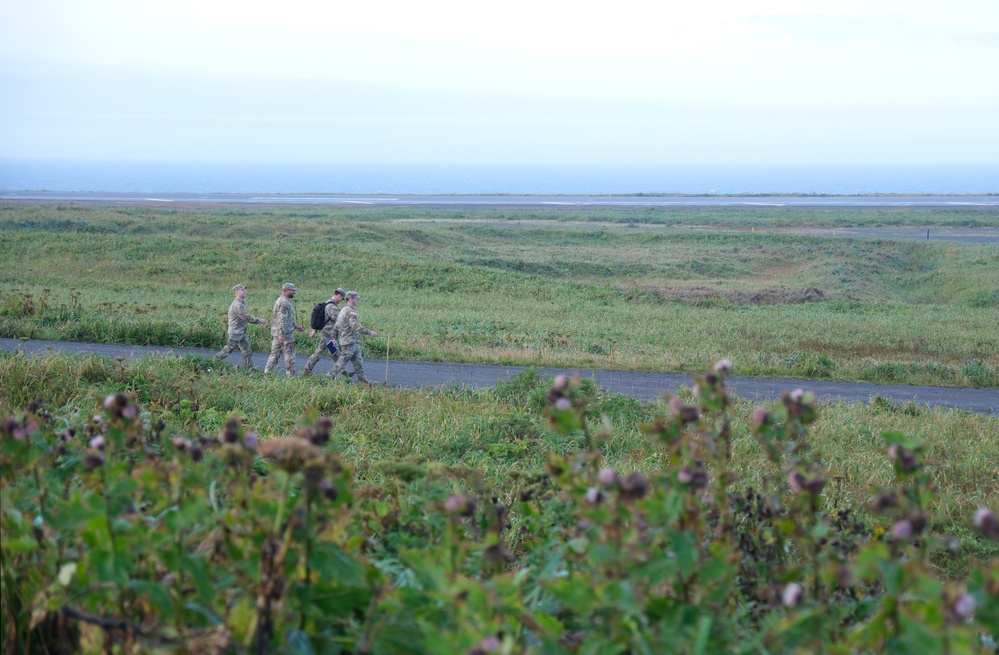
(310, 301), (334, 331)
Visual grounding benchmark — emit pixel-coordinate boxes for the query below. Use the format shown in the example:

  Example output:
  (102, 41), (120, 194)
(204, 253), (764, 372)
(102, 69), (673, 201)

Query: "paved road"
(2, 192), (998, 208)
(3, 339), (995, 415)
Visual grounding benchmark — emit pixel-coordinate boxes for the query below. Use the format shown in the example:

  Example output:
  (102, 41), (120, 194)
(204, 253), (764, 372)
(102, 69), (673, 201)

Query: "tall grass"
(1, 203), (997, 387)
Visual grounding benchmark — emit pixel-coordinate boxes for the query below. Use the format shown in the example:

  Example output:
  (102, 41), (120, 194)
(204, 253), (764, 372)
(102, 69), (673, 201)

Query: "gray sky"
(1, 0), (997, 165)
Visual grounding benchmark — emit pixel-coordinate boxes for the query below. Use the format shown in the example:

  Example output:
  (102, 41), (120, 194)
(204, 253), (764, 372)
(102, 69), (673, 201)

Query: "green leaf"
(285, 630), (317, 655)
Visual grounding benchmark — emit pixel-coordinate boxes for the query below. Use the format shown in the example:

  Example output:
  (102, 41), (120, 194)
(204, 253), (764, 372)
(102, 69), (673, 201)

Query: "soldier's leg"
(236, 337), (256, 369)
(263, 337), (282, 374)
(213, 338), (237, 360)
(283, 341), (297, 377)
(352, 348), (368, 383)
(303, 340), (326, 375)
(328, 344), (355, 380)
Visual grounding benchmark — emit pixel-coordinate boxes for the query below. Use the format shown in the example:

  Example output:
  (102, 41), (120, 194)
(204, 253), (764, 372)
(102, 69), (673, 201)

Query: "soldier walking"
(329, 291), (379, 383)
(264, 282), (305, 376)
(302, 288), (346, 376)
(212, 284), (267, 369)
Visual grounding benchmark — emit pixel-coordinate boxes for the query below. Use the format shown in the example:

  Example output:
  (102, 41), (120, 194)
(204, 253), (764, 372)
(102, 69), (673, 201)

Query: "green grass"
(3, 349), (997, 548)
(1, 202), (997, 387)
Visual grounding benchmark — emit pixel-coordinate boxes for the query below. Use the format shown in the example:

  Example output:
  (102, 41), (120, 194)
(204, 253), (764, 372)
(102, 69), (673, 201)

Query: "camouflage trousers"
(213, 336), (256, 369)
(303, 338), (336, 374)
(264, 338), (297, 377)
(329, 342), (367, 383)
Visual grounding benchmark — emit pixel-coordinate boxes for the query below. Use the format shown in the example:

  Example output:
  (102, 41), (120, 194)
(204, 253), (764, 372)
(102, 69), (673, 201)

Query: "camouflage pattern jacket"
(334, 306), (374, 346)
(227, 299), (265, 338)
(270, 296), (298, 340)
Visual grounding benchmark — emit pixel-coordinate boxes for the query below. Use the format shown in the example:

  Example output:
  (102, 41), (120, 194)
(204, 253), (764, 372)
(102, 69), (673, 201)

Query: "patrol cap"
(232, 284), (247, 292)
(345, 291), (359, 300)
(282, 282), (297, 292)
(334, 288), (347, 297)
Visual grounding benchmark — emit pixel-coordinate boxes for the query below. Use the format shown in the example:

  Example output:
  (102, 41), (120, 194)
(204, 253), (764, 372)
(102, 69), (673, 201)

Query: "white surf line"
(542, 201), (582, 205)
(742, 202), (785, 206)
(143, 198), (174, 202)
(946, 202), (992, 206)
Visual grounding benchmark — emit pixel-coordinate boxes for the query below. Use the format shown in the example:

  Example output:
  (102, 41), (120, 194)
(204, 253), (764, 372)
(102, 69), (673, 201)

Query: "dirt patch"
(649, 285), (826, 305)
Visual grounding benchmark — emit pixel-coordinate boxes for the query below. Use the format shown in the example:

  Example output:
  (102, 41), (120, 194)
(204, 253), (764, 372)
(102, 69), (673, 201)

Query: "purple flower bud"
(678, 468), (694, 484)
(668, 396), (683, 414)
(121, 405), (138, 419)
(952, 593), (976, 620)
(89, 436), (105, 450)
(782, 582), (802, 607)
(104, 395), (117, 409)
(598, 468), (617, 486)
(887, 444), (900, 460)
(788, 470), (805, 493)
(555, 397), (572, 411)
(244, 432), (259, 449)
(714, 359), (732, 374)
(752, 406), (770, 425)
(585, 487), (603, 505)
(554, 375), (569, 390)
(892, 519), (914, 540)
(789, 388), (804, 401)
(692, 384), (701, 397)
(974, 507), (999, 539)
(171, 437), (188, 451)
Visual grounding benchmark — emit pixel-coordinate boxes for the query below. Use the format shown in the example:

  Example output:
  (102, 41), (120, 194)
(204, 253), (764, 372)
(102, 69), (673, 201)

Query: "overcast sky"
(1, 0), (997, 165)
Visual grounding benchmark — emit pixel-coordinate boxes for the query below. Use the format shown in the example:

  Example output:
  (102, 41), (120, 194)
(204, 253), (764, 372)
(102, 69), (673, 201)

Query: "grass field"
(1, 202), (997, 387)
(2, 201), (998, 652)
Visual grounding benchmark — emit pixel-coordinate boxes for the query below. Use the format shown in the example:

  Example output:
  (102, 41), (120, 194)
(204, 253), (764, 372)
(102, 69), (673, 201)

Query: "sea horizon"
(1, 159), (997, 196)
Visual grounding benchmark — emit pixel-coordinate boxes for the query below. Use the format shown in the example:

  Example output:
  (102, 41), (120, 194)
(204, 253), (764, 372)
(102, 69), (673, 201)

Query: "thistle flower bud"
(677, 468), (694, 484)
(555, 397), (572, 411)
(951, 593), (976, 621)
(680, 406), (700, 424)
(469, 635), (502, 655)
(752, 406), (771, 425)
(887, 444), (900, 460)
(83, 451), (105, 471)
(714, 358), (732, 374)
(871, 492), (899, 512)
(974, 507), (999, 539)
(789, 388), (804, 401)
(320, 479), (339, 501)
(554, 375), (569, 390)
(619, 472), (649, 500)
(585, 487), (604, 505)
(892, 519), (914, 540)
(788, 470), (806, 494)
(668, 396), (683, 414)
(597, 468), (617, 486)
(171, 437), (188, 451)
(445, 494), (476, 517)
(691, 384), (701, 398)
(190, 445), (204, 462)
(121, 404), (138, 420)
(104, 394), (117, 409)
(782, 582), (802, 607)
(89, 436), (105, 450)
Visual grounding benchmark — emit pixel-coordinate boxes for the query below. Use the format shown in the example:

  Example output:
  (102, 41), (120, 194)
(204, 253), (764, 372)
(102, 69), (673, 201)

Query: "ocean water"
(1, 160), (996, 195)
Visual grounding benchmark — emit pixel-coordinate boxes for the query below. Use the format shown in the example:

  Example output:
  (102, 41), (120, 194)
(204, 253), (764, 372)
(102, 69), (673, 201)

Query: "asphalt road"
(3, 338), (995, 415)
(2, 192), (998, 208)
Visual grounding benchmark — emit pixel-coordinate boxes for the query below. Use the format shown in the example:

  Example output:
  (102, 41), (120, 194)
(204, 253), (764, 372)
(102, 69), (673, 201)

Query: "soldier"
(264, 282), (305, 376)
(212, 284), (267, 369)
(329, 291), (379, 383)
(302, 287), (346, 376)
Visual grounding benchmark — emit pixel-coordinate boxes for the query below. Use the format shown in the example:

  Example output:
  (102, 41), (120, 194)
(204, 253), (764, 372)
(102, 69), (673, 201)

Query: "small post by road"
(927, 229), (930, 240)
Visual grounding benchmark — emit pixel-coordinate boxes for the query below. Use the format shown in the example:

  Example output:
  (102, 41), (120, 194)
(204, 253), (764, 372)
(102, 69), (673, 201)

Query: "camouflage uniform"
(264, 294), (299, 376)
(212, 297), (266, 368)
(302, 300), (340, 375)
(329, 302), (376, 382)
